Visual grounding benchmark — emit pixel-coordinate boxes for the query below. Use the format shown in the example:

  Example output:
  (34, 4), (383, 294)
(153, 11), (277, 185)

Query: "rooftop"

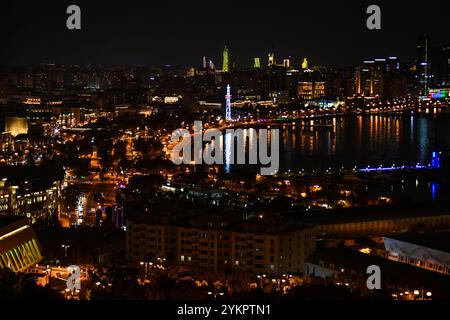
(385, 232), (450, 253)
(0, 216), (25, 229)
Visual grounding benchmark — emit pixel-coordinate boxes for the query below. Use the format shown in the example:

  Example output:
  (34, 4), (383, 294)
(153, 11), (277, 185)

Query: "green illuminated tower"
(223, 46), (229, 72)
(301, 57), (308, 69)
(254, 57), (261, 68)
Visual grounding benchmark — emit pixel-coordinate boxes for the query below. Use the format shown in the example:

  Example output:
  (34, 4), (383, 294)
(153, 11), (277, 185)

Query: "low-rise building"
(0, 216), (43, 272)
(0, 178), (60, 222)
(383, 232), (450, 275)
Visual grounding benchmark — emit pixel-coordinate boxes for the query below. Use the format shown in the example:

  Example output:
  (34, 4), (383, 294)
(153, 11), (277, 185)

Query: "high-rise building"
(222, 46), (229, 72)
(267, 66), (289, 97)
(254, 57), (261, 69)
(268, 53), (275, 67)
(445, 46), (450, 85)
(324, 67), (355, 98)
(209, 60), (215, 70)
(352, 57), (407, 98)
(386, 56), (400, 72)
(283, 58), (291, 69)
(416, 33), (431, 96)
(433, 45), (450, 86)
(301, 58), (308, 70)
(353, 60), (385, 97)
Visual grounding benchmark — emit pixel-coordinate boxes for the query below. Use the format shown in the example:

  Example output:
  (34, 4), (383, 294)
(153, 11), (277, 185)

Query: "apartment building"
(126, 216), (316, 275)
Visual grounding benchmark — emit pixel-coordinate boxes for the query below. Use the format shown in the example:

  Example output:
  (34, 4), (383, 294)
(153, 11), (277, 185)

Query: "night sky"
(1, 0), (449, 67)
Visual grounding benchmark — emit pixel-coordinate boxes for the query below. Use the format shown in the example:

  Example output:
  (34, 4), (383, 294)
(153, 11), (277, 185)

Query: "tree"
(0, 269), (63, 300)
(62, 185), (81, 212)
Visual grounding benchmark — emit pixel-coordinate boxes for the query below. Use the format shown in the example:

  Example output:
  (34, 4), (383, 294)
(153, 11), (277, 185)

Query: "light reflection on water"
(220, 114), (450, 173)
(216, 114), (448, 201)
(277, 114), (450, 172)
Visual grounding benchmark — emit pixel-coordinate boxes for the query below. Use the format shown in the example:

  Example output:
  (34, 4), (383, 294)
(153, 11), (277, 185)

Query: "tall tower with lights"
(417, 34), (430, 96)
(223, 46), (229, 72)
(225, 84), (232, 121)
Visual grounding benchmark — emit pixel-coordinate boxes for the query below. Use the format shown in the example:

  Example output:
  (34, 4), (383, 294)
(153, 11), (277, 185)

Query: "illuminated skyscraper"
(283, 58), (291, 68)
(301, 58), (308, 69)
(223, 46), (229, 72)
(416, 33), (430, 96)
(268, 53), (275, 67)
(225, 84), (232, 121)
(254, 57), (261, 68)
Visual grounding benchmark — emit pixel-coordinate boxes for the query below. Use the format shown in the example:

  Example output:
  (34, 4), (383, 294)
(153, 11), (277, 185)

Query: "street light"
(140, 261), (150, 279)
(61, 244), (71, 258)
(207, 289), (225, 300)
(45, 265), (52, 285)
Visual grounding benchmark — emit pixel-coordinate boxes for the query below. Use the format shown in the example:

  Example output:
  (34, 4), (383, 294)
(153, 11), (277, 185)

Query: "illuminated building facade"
(254, 57), (261, 69)
(222, 46), (229, 73)
(268, 53), (275, 67)
(354, 61), (384, 97)
(301, 58), (308, 70)
(0, 178), (60, 222)
(352, 57), (407, 98)
(297, 81), (325, 100)
(0, 217), (43, 272)
(429, 88), (450, 99)
(5, 117), (28, 137)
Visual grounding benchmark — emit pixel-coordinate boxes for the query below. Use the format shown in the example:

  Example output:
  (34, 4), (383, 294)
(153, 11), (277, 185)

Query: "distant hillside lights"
(169, 121), (280, 176)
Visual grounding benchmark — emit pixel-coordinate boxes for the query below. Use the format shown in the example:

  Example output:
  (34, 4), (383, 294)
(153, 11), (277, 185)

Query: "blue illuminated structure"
(225, 84), (232, 121)
(431, 151), (440, 169)
(358, 151), (441, 173)
(358, 164), (430, 173)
